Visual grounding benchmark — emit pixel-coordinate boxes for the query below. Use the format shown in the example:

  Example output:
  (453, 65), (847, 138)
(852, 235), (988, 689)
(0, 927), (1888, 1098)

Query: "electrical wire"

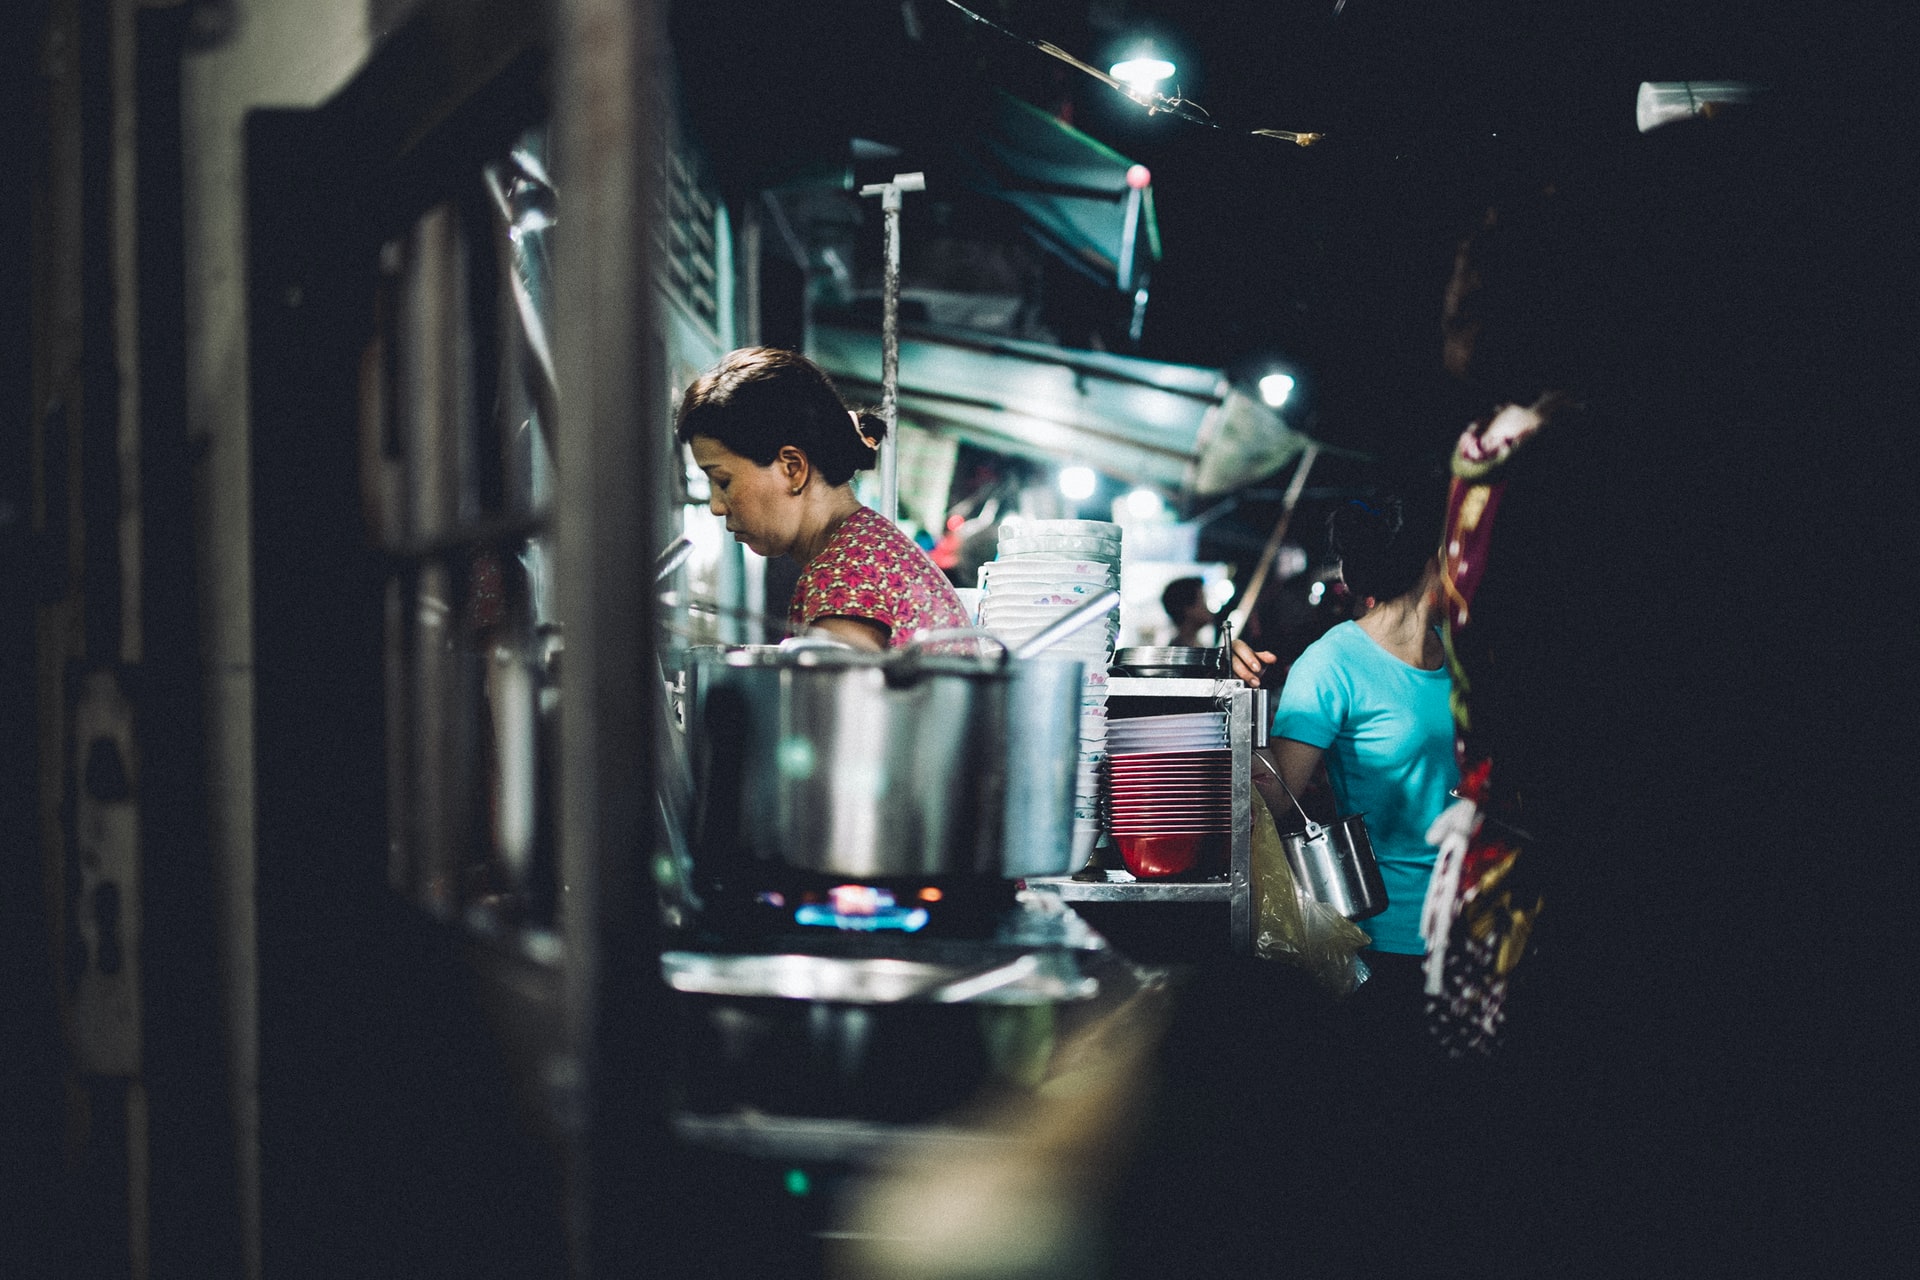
(940, 0), (1324, 146)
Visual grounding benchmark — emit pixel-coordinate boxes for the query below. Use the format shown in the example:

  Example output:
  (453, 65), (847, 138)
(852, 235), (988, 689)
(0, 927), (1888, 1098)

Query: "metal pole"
(858, 172), (923, 524)
(880, 189), (900, 522)
(554, 1), (676, 1275)
(1117, 184), (1141, 293)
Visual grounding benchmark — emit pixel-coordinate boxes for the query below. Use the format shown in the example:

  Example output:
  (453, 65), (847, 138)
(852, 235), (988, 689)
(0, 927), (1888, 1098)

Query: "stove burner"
(788, 883), (929, 932)
(697, 873), (1019, 943)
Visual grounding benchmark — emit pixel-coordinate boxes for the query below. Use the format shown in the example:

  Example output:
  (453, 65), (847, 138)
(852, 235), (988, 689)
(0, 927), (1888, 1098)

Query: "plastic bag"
(1250, 788), (1372, 997)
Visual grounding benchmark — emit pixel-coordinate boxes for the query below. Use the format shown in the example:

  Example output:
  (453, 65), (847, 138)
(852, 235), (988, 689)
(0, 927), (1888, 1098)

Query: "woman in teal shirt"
(1237, 497), (1457, 1037)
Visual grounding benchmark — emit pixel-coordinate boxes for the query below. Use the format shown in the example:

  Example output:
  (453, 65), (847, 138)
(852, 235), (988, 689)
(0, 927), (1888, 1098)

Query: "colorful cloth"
(1425, 402), (1557, 1057)
(789, 505), (970, 648)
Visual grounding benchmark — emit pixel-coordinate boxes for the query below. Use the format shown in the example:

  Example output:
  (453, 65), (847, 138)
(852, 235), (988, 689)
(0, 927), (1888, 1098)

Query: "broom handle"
(1227, 443), (1320, 638)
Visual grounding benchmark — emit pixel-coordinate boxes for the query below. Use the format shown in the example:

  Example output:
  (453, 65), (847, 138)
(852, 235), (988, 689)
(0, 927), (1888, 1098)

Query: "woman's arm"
(808, 615), (889, 651)
(1253, 737), (1327, 826)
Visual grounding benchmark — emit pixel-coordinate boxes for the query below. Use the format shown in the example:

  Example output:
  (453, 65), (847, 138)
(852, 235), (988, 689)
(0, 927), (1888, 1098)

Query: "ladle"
(655, 535), (695, 583)
(1011, 588), (1121, 660)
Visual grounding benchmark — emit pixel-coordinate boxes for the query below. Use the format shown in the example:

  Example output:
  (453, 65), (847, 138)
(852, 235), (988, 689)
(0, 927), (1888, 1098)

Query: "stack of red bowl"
(1107, 712), (1232, 880)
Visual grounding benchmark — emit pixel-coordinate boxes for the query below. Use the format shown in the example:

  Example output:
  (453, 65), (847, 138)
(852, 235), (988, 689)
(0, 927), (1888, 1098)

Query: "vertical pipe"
(112, 0), (142, 668)
(1228, 684), (1251, 954)
(553, 0), (675, 1275)
(180, 8), (375, 1274)
(860, 172), (919, 525)
(878, 190), (900, 522)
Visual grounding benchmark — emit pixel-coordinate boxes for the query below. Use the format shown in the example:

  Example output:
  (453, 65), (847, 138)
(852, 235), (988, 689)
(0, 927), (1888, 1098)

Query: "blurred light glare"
(684, 505), (726, 566)
(1110, 56), (1175, 89)
(1308, 580), (1326, 606)
(1059, 466), (1098, 501)
(1124, 487), (1164, 519)
(1259, 373), (1296, 408)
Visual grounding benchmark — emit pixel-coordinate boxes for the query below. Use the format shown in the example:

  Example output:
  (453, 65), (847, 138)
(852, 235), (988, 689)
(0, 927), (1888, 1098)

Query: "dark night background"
(670, 0), (1911, 458)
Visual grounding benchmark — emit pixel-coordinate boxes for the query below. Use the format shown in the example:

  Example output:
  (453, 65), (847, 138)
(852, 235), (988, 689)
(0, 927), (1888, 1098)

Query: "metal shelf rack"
(1026, 677), (1266, 954)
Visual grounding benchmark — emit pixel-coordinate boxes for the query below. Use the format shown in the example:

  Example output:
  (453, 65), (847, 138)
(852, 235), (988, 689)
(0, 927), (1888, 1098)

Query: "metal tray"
(661, 949), (1098, 1004)
(1111, 646), (1227, 678)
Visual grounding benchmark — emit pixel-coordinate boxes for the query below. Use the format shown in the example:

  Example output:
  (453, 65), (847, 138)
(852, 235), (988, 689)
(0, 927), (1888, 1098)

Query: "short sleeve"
(787, 507), (969, 646)
(1270, 637), (1347, 749)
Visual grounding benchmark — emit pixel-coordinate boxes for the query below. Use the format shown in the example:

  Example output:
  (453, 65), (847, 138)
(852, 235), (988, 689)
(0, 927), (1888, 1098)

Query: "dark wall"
(244, 27), (569, 1279)
(0, 2), (68, 1271)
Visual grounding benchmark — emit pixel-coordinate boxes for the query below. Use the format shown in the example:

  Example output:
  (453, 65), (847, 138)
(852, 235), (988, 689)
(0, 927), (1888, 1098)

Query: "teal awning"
(811, 320), (1328, 498)
(950, 91), (1160, 289)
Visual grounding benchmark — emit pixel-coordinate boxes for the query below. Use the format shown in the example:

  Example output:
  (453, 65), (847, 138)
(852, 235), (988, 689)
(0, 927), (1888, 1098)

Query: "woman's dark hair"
(675, 346), (886, 487)
(1327, 494), (1439, 604)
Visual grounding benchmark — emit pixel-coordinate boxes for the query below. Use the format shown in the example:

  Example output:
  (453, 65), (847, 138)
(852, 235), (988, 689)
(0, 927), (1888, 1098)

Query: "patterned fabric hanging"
(1423, 400), (1561, 1057)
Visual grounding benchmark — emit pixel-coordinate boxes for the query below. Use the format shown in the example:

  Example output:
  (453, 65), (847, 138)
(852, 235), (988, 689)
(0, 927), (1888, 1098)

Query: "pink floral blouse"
(789, 506), (970, 648)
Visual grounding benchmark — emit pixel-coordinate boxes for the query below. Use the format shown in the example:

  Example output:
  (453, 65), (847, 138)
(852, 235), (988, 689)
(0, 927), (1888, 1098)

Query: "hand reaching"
(1229, 638), (1276, 688)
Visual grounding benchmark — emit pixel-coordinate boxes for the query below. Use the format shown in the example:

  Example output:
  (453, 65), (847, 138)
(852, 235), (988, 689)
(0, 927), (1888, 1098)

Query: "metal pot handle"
(777, 634), (860, 653)
(891, 627), (1012, 675)
(888, 584), (1119, 683)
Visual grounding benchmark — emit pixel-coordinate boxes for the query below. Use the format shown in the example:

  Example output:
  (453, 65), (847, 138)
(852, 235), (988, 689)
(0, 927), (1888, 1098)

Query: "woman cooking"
(1234, 495), (1457, 1049)
(676, 347), (970, 650)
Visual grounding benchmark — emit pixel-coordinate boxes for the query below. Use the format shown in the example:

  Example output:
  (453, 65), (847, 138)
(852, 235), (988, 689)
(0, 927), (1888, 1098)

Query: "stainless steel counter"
(664, 891), (1168, 1164)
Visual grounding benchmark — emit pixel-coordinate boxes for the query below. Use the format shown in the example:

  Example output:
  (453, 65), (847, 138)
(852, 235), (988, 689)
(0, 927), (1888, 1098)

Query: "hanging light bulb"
(1110, 54), (1175, 92)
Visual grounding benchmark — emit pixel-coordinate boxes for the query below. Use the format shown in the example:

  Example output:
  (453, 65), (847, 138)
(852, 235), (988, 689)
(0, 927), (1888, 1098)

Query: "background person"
(1242, 495), (1457, 1050)
(1158, 576), (1214, 647)
(676, 347), (969, 650)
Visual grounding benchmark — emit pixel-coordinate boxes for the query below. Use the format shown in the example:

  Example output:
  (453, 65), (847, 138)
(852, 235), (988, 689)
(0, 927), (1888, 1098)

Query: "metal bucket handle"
(1254, 747), (1325, 838)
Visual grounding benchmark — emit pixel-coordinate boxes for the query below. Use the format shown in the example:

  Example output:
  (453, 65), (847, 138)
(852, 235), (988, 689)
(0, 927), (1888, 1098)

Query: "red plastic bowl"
(1117, 833), (1203, 879)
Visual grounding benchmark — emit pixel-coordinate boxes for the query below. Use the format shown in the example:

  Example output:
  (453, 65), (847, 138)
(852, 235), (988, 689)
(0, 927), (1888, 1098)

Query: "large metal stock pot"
(685, 640), (1083, 882)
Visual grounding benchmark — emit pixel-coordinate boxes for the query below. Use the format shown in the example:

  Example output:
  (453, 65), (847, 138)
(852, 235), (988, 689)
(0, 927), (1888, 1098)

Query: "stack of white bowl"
(978, 519), (1122, 863)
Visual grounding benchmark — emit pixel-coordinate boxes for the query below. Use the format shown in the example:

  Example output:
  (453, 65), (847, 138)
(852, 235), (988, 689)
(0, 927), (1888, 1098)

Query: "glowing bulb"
(1259, 373), (1296, 408)
(1110, 56), (1175, 90)
(1059, 466), (1097, 502)
(1124, 487), (1164, 520)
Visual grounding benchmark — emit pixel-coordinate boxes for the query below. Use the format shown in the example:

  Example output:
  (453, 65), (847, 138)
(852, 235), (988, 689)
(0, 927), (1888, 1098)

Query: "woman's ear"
(777, 445), (811, 494)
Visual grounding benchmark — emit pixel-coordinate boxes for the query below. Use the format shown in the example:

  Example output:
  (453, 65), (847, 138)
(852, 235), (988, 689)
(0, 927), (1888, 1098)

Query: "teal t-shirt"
(1269, 621), (1457, 954)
